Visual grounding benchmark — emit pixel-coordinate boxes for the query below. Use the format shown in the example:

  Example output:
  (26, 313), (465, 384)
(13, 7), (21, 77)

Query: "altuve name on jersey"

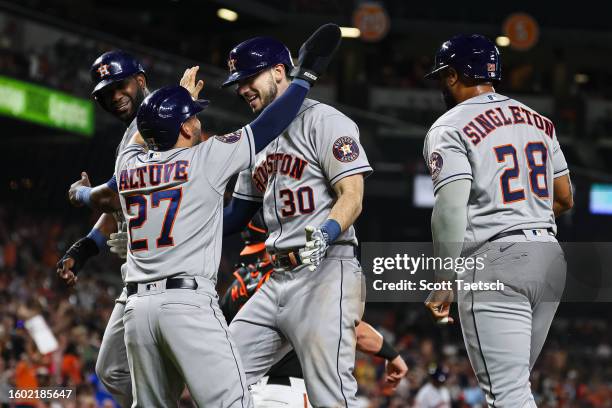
(251, 153), (308, 192)
(118, 161), (189, 192)
(462, 105), (554, 146)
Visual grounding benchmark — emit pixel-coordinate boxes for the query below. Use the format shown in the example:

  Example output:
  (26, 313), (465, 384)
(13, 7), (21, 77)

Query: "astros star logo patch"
(429, 151), (443, 180)
(332, 136), (359, 162)
(215, 129), (242, 144)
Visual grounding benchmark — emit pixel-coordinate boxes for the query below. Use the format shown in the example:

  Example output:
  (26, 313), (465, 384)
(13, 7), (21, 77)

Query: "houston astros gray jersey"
(113, 117), (139, 256)
(117, 117), (139, 157)
(233, 99), (372, 253)
(94, 116), (139, 408)
(114, 118), (139, 236)
(115, 125), (255, 283)
(423, 92), (569, 243)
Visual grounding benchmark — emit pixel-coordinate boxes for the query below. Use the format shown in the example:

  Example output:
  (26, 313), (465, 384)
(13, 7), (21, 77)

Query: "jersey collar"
(457, 92), (500, 106)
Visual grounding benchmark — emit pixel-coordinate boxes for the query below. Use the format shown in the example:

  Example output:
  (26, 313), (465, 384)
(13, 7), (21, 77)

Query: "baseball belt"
(271, 243), (357, 270)
(126, 276), (198, 297)
(489, 228), (554, 242)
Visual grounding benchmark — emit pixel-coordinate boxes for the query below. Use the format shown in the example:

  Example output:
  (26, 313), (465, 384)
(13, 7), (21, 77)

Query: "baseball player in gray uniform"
(220, 214), (408, 407)
(421, 35), (574, 407)
(114, 24), (342, 407)
(57, 50), (150, 408)
(221, 36), (372, 407)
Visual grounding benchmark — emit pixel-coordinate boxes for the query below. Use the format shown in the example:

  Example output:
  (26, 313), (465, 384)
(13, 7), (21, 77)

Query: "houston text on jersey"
(251, 153), (308, 192)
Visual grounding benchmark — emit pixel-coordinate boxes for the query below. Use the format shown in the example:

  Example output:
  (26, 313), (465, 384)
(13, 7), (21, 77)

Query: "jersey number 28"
(125, 188), (183, 252)
(494, 142), (548, 203)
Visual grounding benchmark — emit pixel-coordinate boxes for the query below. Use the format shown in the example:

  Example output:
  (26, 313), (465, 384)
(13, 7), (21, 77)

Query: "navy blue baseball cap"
(425, 34), (501, 81)
(137, 86), (209, 151)
(90, 50), (146, 96)
(222, 37), (294, 88)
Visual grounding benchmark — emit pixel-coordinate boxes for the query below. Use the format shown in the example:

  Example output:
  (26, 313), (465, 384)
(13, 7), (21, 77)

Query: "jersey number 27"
(494, 142), (548, 203)
(125, 188), (183, 252)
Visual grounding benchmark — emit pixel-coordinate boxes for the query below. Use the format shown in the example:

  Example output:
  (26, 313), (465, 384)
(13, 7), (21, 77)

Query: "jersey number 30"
(279, 187), (315, 217)
(494, 143), (548, 203)
(125, 188), (183, 252)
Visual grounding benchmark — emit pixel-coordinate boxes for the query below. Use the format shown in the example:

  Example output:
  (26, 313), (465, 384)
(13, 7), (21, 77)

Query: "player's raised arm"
(69, 132), (144, 212)
(69, 172), (119, 212)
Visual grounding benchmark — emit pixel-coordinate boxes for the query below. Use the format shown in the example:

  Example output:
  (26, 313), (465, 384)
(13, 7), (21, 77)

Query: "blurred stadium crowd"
(1, 206), (610, 407)
(2, 10), (612, 100)
(0, 16), (167, 99)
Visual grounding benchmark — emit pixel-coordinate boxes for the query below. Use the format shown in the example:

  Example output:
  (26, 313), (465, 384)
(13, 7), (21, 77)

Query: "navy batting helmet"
(90, 50), (146, 97)
(137, 86), (209, 151)
(221, 37), (294, 88)
(425, 34), (501, 81)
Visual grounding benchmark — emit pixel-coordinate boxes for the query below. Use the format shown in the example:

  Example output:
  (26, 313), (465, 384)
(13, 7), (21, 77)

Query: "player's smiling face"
(97, 74), (146, 122)
(236, 66), (282, 114)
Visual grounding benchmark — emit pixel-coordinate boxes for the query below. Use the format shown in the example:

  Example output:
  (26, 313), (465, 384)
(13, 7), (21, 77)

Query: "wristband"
(375, 338), (399, 361)
(59, 236), (100, 274)
(320, 219), (341, 243)
(87, 228), (107, 252)
(75, 186), (92, 206)
(290, 67), (319, 85)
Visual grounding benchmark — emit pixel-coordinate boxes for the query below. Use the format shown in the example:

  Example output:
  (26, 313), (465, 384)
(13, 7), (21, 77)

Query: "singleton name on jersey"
(462, 105), (554, 146)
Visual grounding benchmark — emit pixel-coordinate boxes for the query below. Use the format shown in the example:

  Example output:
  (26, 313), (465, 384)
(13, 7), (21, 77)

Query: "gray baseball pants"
(458, 231), (566, 407)
(123, 276), (253, 408)
(229, 245), (365, 408)
(96, 288), (132, 408)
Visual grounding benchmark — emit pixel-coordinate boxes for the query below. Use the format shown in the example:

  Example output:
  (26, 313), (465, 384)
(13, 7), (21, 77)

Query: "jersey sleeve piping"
(329, 165), (373, 185)
(433, 173), (473, 195)
(426, 123), (464, 136)
(244, 124), (254, 169)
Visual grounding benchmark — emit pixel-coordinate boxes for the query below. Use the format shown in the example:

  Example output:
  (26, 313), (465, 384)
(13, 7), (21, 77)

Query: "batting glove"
(290, 23), (341, 86)
(107, 232), (128, 259)
(299, 226), (330, 271)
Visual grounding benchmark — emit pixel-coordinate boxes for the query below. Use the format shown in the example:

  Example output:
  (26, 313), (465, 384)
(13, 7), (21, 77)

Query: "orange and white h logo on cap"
(97, 64), (111, 78)
(227, 58), (237, 72)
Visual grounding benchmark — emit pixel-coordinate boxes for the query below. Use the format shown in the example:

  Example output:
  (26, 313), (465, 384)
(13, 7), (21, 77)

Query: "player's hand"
(425, 288), (454, 325)
(291, 23), (341, 85)
(385, 354), (408, 390)
(56, 256), (78, 287)
(107, 232), (128, 259)
(180, 66), (204, 100)
(299, 226), (329, 271)
(68, 172), (91, 207)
